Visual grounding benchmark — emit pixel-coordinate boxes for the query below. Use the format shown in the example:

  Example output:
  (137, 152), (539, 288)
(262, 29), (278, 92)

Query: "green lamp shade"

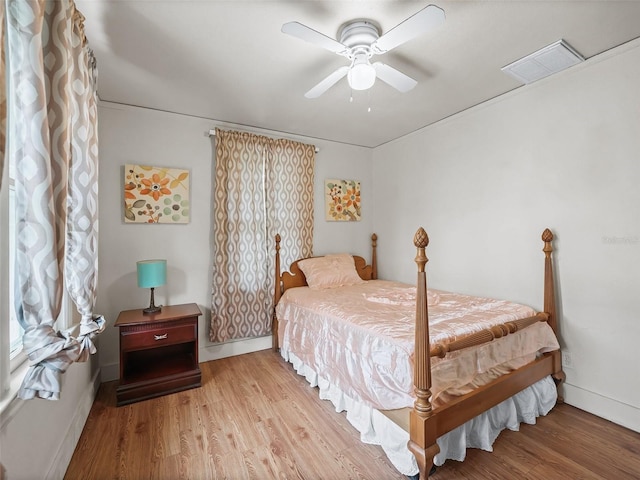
(137, 259), (166, 288)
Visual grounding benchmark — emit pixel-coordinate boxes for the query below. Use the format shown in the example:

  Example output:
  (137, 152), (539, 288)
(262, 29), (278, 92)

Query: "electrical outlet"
(562, 351), (573, 369)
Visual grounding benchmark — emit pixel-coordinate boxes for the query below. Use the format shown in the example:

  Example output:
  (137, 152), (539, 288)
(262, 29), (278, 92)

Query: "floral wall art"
(124, 164), (190, 224)
(325, 179), (361, 221)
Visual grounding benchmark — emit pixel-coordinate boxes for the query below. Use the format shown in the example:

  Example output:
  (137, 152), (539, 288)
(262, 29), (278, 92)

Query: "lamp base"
(143, 287), (162, 315)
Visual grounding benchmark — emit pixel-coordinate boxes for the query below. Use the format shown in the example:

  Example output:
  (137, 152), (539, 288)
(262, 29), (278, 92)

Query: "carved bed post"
(542, 229), (557, 334)
(542, 228), (566, 401)
(272, 234), (282, 351)
(371, 233), (378, 280)
(412, 228), (432, 415)
(408, 227), (439, 479)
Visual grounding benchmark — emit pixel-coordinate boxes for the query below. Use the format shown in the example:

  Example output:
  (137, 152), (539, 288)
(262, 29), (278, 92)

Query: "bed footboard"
(408, 227), (563, 479)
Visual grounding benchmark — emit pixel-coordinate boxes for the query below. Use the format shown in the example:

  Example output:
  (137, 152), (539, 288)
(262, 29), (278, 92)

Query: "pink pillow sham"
(298, 254), (365, 289)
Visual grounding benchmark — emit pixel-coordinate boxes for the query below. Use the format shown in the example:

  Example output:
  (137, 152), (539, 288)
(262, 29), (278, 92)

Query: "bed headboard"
(273, 233), (377, 296)
(272, 233), (377, 350)
(281, 255), (373, 293)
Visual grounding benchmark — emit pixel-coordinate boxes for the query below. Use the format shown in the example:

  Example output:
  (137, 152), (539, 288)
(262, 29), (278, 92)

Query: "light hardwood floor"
(65, 350), (640, 479)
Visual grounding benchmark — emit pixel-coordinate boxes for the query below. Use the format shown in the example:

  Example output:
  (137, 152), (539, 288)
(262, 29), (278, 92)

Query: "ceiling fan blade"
(373, 63), (418, 92)
(282, 22), (347, 55)
(305, 66), (349, 98)
(373, 5), (445, 54)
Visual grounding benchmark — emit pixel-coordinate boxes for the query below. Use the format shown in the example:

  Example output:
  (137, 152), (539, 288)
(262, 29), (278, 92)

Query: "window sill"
(0, 361), (28, 428)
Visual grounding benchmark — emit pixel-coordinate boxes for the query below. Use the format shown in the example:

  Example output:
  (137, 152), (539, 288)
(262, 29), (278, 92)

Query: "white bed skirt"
(281, 349), (557, 476)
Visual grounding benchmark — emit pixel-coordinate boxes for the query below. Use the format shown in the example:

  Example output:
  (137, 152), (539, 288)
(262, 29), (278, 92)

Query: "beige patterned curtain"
(64, 8), (102, 363)
(211, 129), (314, 342)
(6, 0), (104, 400)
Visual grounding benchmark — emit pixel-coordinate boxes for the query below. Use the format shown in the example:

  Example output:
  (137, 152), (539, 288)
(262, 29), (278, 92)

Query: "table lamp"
(137, 259), (166, 314)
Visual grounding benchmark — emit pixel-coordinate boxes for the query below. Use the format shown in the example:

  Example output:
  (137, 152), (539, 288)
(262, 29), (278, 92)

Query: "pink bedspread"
(276, 280), (559, 410)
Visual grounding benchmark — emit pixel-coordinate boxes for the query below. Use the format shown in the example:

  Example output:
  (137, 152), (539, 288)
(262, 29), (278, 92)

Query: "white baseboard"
(199, 335), (272, 362)
(46, 368), (101, 480)
(564, 383), (640, 433)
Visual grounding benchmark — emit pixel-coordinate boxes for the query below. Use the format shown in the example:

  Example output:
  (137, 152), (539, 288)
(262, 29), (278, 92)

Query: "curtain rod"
(208, 129), (319, 153)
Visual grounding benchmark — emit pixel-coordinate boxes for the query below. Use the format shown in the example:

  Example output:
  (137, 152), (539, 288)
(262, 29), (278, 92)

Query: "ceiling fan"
(282, 4), (445, 99)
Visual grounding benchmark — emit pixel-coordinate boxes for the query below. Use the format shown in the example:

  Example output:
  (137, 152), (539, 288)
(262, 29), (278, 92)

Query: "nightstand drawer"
(121, 322), (196, 351)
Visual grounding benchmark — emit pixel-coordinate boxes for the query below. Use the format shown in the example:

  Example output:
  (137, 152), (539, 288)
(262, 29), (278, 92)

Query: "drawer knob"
(154, 333), (168, 341)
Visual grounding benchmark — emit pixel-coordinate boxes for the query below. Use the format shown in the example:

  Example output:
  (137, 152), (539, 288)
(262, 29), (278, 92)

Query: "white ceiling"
(76, 1), (640, 148)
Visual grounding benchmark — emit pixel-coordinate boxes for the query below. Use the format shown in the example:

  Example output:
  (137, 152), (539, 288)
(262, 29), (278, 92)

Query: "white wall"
(97, 103), (373, 380)
(372, 40), (640, 431)
(0, 359), (100, 480)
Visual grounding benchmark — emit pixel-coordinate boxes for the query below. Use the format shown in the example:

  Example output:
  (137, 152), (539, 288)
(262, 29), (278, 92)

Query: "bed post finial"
(273, 234), (282, 351)
(371, 233), (378, 280)
(413, 227), (432, 416)
(414, 227), (429, 250)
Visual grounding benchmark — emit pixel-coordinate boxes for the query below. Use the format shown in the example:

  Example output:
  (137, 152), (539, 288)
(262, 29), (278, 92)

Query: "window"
(1, 149), (71, 408)
(1, 139), (28, 409)
(7, 174), (25, 371)
(1, 151), (14, 404)
(4, 169), (70, 375)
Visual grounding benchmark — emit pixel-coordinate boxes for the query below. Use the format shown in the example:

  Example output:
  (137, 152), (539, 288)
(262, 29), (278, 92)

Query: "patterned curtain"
(64, 8), (103, 363)
(210, 129), (314, 343)
(6, 0), (104, 400)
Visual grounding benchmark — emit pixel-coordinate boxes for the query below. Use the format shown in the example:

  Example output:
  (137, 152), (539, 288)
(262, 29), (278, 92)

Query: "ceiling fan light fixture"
(348, 55), (376, 91)
(283, 5), (445, 98)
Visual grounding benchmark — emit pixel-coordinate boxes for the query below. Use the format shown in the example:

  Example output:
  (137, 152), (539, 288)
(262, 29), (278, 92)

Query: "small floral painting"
(124, 165), (190, 224)
(325, 179), (361, 221)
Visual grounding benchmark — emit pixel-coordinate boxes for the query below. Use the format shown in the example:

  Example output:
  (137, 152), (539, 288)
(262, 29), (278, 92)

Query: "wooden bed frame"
(272, 228), (564, 479)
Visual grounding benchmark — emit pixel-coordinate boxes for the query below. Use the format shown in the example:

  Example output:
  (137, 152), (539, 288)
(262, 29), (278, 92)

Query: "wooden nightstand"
(115, 303), (202, 406)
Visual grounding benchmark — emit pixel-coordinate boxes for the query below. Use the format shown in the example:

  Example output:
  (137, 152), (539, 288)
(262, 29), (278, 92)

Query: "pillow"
(298, 254), (365, 289)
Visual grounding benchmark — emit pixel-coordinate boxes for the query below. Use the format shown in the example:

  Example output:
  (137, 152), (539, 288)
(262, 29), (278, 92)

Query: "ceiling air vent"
(501, 39), (584, 84)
